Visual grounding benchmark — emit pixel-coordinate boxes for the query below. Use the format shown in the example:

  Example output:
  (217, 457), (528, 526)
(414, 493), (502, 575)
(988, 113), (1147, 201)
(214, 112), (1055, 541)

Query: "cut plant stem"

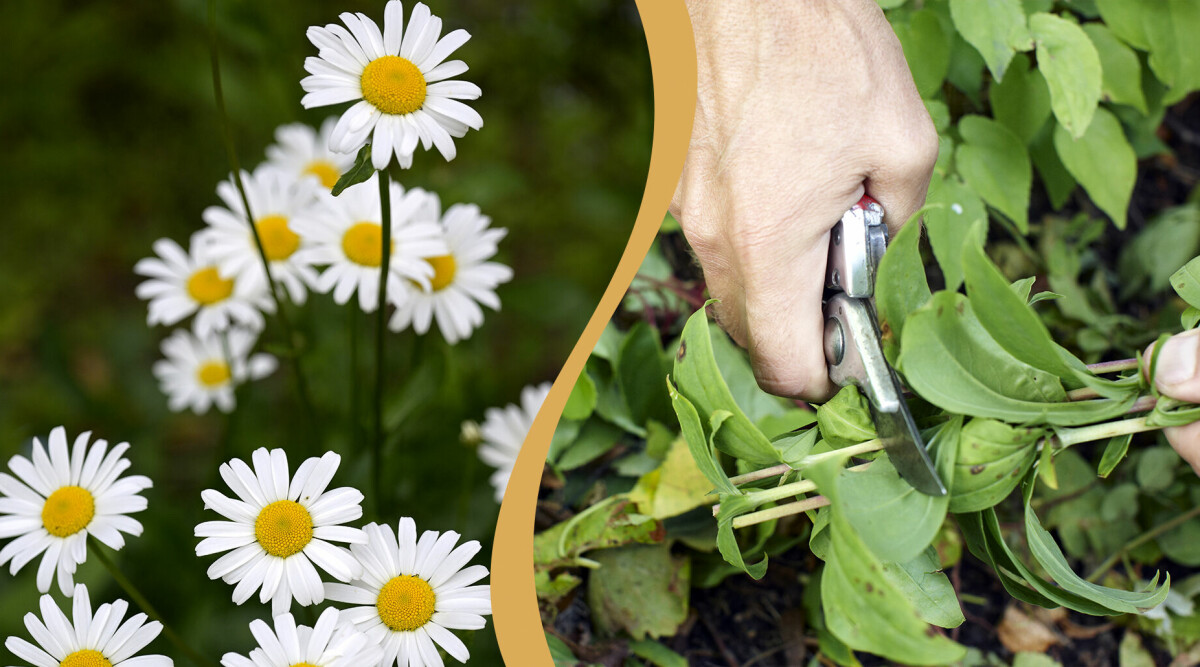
(726, 438), (883, 488)
(714, 462), (873, 515)
(372, 169), (392, 517)
(208, 0), (318, 450)
(1086, 358), (1140, 375)
(732, 495), (830, 529)
(88, 537), (216, 667)
(1055, 416), (1155, 449)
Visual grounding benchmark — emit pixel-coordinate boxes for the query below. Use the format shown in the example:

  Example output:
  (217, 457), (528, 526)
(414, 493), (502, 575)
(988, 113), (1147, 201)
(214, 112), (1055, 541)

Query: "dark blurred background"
(0, 0), (652, 663)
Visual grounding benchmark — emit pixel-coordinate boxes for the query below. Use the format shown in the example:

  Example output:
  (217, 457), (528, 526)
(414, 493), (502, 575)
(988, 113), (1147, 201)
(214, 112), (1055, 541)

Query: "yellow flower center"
(426, 255), (457, 291)
(303, 160), (341, 189)
(342, 222), (394, 267)
(255, 215), (301, 262)
(42, 486), (95, 538)
(360, 56), (427, 116)
(377, 575), (437, 632)
(186, 267), (235, 305)
(254, 500), (313, 558)
(59, 649), (112, 667)
(196, 361), (231, 388)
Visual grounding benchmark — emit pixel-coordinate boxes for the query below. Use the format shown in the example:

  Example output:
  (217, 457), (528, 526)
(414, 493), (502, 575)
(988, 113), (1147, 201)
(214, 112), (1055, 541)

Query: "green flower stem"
(372, 169), (393, 516)
(727, 438), (883, 488)
(1086, 504), (1200, 583)
(732, 494), (831, 530)
(349, 307), (362, 446)
(87, 537), (216, 667)
(1086, 358), (1140, 375)
(207, 0), (319, 451)
(1055, 416), (1155, 449)
(736, 461), (873, 511)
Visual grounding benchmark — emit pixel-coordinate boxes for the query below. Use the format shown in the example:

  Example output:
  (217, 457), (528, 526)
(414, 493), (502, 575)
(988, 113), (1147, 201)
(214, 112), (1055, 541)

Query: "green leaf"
(1143, 0), (1200, 104)
(1185, 307), (1200, 330)
(708, 322), (795, 424)
(1030, 121), (1077, 209)
(1053, 107), (1137, 229)
(990, 53), (1052, 145)
(835, 418), (961, 563)
(1171, 253), (1200, 309)
(948, 0), (1033, 82)
(673, 305), (781, 465)
(668, 378), (738, 496)
(533, 497), (662, 569)
(955, 115), (1032, 232)
(880, 546), (966, 629)
(556, 419), (623, 470)
(545, 632), (587, 667)
(331, 144), (374, 196)
(1119, 204), (1200, 296)
(1136, 446), (1178, 493)
(950, 418), (1042, 513)
(876, 0), (908, 7)
(617, 321), (673, 426)
(898, 293), (1135, 425)
(947, 31), (988, 102)
(771, 427), (819, 468)
(588, 543), (690, 639)
(1157, 510), (1200, 566)
(808, 454), (967, 664)
(894, 10), (952, 98)
(1029, 12), (1102, 138)
(924, 176), (986, 291)
(628, 641), (688, 667)
(1081, 23), (1147, 113)
(563, 370), (597, 421)
(1095, 0), (1149, 50)
(1119, 633), (1157, 667)
(1097, 433), (1132, 478)
(715, 494), (768, 579)
(816, 386), (876, 449)
(1023, 480), (1171, 614)
(875, 216), (932, 362)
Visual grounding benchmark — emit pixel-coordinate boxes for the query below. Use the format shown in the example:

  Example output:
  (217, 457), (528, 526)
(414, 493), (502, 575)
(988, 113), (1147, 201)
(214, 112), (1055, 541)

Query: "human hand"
(670, 0), (938, 401)
(1146, 329), (1200, 475)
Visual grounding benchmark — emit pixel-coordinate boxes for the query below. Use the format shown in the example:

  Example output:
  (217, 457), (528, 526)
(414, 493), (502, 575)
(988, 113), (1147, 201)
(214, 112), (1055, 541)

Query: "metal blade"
(868, 378), (947, 496)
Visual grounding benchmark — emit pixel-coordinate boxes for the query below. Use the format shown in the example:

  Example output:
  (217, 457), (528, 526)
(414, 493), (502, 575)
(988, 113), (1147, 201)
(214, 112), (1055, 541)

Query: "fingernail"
(1156, 334), (1200, 388)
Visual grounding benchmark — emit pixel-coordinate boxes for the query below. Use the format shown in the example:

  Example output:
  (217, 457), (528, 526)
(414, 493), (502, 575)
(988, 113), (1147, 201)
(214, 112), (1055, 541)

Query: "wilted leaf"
(998, 605), (1060, 654)
(1030, 12), (1102, 138)
(533, 497), (663, 570)
(1053, 108), (1137, 229)
(588, 543), (690, 639)
(955, 115), (1032, 231)
(629, 435), (715, 520)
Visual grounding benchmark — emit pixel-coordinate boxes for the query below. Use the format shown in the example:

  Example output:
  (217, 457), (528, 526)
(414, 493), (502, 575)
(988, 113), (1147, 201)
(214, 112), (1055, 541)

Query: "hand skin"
(670, 0), (938, 401)
(1146, 329), (1200, 475)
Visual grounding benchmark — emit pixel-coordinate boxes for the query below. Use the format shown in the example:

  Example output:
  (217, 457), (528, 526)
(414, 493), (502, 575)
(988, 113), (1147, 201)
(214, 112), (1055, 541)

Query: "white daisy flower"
(220, 608), (381, 667)
(388, 202), (512, 343)
(152, 328), (277, 415)
(4, 584), (171, 667)
(199, 167), (321, 305)
(134, 236), (274, 337)
(477, 383), (551, 503)
(265, 119), (357, 191)
(301, 0), (483, 170)
(292, 174), (448, 314)
(324, 519), (491, 667)
(0, 427), (151, 596)
(196, 449), (367, 617)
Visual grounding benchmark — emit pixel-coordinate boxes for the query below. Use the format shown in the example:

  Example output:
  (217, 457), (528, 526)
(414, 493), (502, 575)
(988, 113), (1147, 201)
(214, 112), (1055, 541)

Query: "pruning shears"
(823, 196), (947, 496)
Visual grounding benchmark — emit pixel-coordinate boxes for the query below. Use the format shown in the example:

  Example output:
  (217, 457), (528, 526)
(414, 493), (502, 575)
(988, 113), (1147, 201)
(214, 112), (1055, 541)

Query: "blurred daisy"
(293, 174), (447, 313)
(4, 584), (171, 667)
(265, 119), (357, 191)
(196, 449), (367, 617)
(0, 427), (151, 596)
(135, 236), (273, 337)
(477, 383), (551, 503)
(388, 202), (512, 343)
(324, 519), (491, 667)
(301, 1), (483, 170)
(152, 328), (277, 415)
(200, 167), (321, 305)
(220, 608), (380, 667)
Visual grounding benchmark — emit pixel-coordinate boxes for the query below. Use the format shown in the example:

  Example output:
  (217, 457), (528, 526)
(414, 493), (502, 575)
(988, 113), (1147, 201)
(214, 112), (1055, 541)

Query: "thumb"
(1148, 329), (1200, 402)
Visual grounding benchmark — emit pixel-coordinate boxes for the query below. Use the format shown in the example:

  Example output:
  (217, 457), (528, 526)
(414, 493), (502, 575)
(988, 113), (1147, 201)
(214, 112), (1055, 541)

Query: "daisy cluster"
(135, 0), (506, 416)
(0, 429), (492, 667)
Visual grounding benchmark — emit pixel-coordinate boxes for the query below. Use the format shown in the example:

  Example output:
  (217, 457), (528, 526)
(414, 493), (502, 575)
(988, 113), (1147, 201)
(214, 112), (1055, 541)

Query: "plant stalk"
(349, 307), (361, 446)
(716, 462), (872, 515)
(88, 538), (216, 667)
(1086, 505), (1200, 583)
(207, 0), (319, 450)
(732, 495), (831, 529)
(726, 439), (883, 489)
(372, 169), (393, 515)
(1055, 416), (1155, 449)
